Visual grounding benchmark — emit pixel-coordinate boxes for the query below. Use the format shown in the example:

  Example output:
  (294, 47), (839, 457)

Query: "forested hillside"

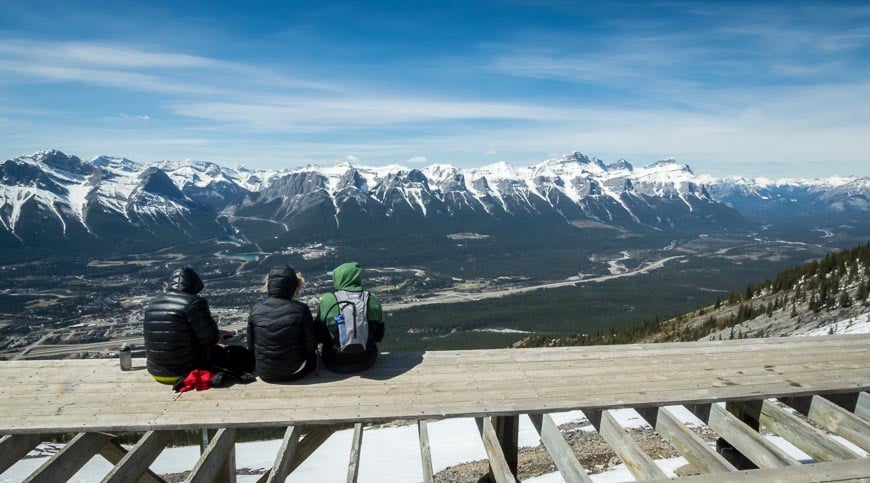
(518, 241), (870, 347)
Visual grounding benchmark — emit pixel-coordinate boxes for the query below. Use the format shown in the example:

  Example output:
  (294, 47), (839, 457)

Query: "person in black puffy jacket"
(247, 265), (319, 383)
(143, 267), (233, 384)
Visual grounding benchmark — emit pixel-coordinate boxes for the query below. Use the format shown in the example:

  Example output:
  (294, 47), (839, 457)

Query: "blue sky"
(1, 1), (869, 177)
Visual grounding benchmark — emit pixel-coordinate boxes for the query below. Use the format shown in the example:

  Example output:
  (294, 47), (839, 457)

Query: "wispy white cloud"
(168, 95), (581, 131)
(0, 39), (335, 96)
(120, 112), (151, 120)
(405, 155), (427, 164)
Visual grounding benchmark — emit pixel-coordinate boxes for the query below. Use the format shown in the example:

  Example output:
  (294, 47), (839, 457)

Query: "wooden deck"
(1, 335), (869, 482)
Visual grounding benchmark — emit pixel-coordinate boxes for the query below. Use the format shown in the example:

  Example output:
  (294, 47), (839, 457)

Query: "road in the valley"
(383, 255), (685, 312)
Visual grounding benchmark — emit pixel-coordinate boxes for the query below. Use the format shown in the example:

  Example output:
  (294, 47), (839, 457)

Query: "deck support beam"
(346, 423), (364, 483)
(707, 403), (799, 469)
(494, 415), (518, 478)
(853, 391), (869, 419)
(586, 409), (668, 481)
(0, 433), (42, 474)
(644, 460), (870, 482)
(99, 432), (167, 483)
(24, 432), (113, 483)
(265, 425), (303, 483)
(186, 428), (237, 483)
(476, 417), (517, 483)
(806, 395), (870, 452)
(417, 420), (434, 483)
(528, 413), (593, 483)
(646, 406), (737, 474)
(760, 400), (859, 462)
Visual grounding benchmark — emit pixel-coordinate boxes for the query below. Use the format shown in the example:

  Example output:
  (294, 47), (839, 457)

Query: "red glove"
(177, 370), (200, 393)
(196, 370), (213, 391)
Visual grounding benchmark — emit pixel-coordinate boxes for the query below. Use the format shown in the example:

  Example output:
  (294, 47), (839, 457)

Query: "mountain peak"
(477, 161), (518, 179)
(608, 159), (634, 171)
(21, 149), (89, 175)
(539, 152), (608, 175)
(137, 167), (186, 200)
(647, 158), (693, 174)
(92, 155), (140, 173)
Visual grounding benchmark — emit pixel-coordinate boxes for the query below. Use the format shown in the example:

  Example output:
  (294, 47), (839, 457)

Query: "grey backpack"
(328, 290), (370, 354)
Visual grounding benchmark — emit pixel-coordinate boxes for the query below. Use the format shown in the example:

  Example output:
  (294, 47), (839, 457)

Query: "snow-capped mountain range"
(1, 149), (867, 258)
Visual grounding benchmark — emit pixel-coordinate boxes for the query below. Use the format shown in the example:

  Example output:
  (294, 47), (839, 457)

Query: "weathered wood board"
(1, 335), (869, 434)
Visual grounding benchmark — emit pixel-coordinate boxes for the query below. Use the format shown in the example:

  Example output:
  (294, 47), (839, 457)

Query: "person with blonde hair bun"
(247, 265), (318, 382)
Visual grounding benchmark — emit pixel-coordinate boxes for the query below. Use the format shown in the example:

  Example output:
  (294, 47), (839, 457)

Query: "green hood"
(333, 262), (363, 291)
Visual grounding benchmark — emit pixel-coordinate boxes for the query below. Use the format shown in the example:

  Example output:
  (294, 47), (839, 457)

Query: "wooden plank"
(3, 335), (867, 383)
(0, 433), (42, 474)
(856, 392), (870, 419)
(186, 428), (238, 483)
(6, 343), (867, 389)
(654, 407), (737, 474)
(476, 417), (516, 483)
(24, 432), (112, 483)
(98, 437), (164, 483)
(645, 459), (870, 482)
(8, 361), (868, 416)
(4, 371), (870, 435)
(493, 415), (519, 478)
(102, 431), (171, 483)
(417, 420), (435, 483)
(806, 395), (870, 453)
(3, 371), (869, 434)
(346, 423), (364, 483)
(594, 409), (668, 480)
(707, 403), (799, 469)
(10, 350), (866, 401)
(3, 346), (868, 388)
(266, 426), (303, 483)
(760, 400), (859, 462)
(528, 413), (593, 483)
(220, 442), (237, 483)
(2, 336), (870, 434)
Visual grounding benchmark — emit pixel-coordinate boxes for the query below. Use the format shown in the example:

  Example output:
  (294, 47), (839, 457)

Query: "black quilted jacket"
(143, 267), (219, 377)
(247, 266), (317, 382)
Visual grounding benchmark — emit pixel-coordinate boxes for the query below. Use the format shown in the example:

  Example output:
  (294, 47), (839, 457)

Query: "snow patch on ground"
(796, 311), (870, 336)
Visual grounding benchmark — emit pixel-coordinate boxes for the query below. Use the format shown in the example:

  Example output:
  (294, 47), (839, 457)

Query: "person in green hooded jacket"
(317, 262), (385, 373)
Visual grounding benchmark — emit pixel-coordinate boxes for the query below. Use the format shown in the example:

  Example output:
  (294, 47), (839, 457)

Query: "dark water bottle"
(119, 343), (132, 371)
(334, 313), (347, 345)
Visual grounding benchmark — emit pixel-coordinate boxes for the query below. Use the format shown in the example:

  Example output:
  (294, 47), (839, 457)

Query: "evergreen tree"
(809, 293), (820, 312)
(839, 291), (852, 308)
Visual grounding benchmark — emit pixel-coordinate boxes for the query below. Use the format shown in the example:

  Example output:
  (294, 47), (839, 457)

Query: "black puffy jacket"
(247, 266), (317, 382)
(143, 267), (219, 378)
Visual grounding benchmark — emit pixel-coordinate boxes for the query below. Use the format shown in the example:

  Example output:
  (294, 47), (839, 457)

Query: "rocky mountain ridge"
(1, 149), (868, 259)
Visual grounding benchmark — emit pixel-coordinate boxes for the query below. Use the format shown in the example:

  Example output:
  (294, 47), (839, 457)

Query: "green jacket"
(317, 262), (383, 325)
